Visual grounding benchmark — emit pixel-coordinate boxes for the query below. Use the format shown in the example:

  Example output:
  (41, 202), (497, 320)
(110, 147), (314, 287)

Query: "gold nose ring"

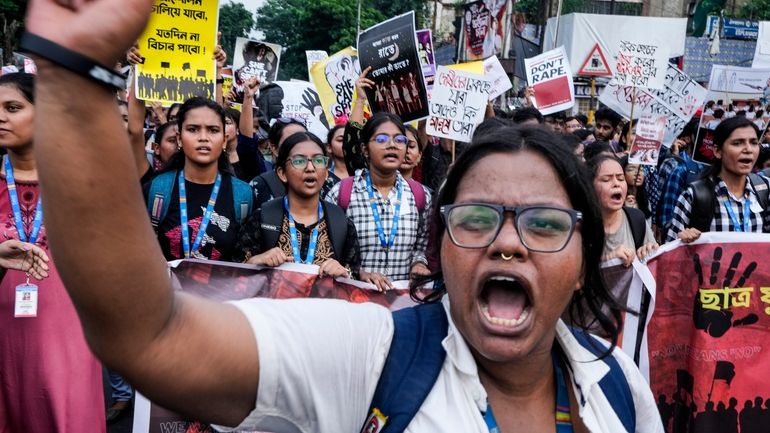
(500, 253), (514, 261)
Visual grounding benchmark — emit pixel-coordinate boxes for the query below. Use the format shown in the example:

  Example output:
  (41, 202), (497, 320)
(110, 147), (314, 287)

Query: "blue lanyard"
(330, 159), (335, 173)
(722, 191), (751, 233)
(483, 353), (573, 432)
(365, 172), (403, 253)
(5, 157), (43, 244)
(178, 171), (222, 258)
(284, 196), (323, 264)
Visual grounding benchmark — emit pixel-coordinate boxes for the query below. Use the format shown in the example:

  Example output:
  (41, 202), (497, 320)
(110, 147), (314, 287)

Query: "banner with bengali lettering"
(357, 12), (429, 123)
(131, 260), (423, 432)
(309, 47), (363, 125)
(646, 233), (770, 433)
(135, 0), (218, 104)
(599, 64), (708, 147)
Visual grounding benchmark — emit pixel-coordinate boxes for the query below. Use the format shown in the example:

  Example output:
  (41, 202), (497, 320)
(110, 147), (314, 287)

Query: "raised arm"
(126, 46), (150, 176)
(26, 0), (258, 426)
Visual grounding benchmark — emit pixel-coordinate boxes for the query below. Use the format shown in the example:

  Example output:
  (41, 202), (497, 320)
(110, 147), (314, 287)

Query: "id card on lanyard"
(723, 192), (751, 233)
(178, 171), (222, 259)
(366, 172), (403, 275)
(5, 157), (43, 318)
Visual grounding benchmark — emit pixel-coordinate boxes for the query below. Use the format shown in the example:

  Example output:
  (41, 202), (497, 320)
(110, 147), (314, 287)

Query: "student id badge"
(14, 283), (38, 318)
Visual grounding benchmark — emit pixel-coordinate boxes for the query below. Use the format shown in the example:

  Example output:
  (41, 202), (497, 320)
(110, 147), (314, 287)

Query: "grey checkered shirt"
(326, 170), (431, 280)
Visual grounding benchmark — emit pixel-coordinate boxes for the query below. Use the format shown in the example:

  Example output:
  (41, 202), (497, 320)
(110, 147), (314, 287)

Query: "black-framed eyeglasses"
(371, 133), (408, 148)
(439, 203), (582, 252)
(288, 154), (328, 169)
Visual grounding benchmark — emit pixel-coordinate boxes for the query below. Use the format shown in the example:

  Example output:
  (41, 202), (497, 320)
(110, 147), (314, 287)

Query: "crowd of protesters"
(3, 1), (770, 432)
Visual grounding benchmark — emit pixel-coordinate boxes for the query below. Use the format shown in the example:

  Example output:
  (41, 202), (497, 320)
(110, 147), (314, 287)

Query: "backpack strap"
(147, 171), (177, 230)
(688, 178), (716, 232)
(570, 329), (636, 432)
(748, 173), (770, 211)
(230, 176), (254, 224)
(405, 178), (426, 212)
(259, 197), (284, 250)
(262, 171), (286, 199)
(338, 176), (355, 210)
(763, 167), (770, 179)
(621, 207), (647, 249)
(322, 201), (349, 260)
(361, 303), (448, 433)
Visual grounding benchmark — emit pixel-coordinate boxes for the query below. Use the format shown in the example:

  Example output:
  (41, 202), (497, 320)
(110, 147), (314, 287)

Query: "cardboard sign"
(358, 11), (429, 123)
(306, 50), (328, 84)
(483, 55), (512, 100)
(135, 0), (219, 104)
(270, 81), (330, 141)
(599, 64), (708, 146)
(426, 65), (491, 142)
(578, 43), (612, 77)
(309, 47), (362, 125)
(233, 37), (281, 84)
(416, 29), (436, 94)
(629, 114), (667, 166)
(524, 46), (574, 115)
(614, 39), (669, 89)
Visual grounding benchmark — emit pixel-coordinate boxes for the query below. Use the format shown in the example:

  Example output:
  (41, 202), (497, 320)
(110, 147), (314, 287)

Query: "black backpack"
(622, 206), (647, 249)
(258, 197), (348, 260)
(688, 173), (770, 232)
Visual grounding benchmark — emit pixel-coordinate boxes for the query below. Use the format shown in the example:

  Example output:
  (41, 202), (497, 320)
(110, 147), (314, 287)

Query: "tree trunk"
(1, 15), (21, 66)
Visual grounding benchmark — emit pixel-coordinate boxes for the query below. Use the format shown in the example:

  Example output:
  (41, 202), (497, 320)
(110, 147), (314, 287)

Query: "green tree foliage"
(1, 0), (27, 65)
(219, 2), (255, 63)
(739, 0), (770, 21)
(256, 0), (428, 81)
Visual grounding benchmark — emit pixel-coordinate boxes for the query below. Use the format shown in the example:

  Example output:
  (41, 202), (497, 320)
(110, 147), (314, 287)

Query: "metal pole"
(553, 0), (564, 48)
(357, 0), (363, 36)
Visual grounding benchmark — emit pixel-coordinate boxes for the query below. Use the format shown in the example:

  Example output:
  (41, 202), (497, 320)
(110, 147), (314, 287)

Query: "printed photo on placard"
(693, 65), (770, 164)
(358, 11), (429, 123)
(416, 29), (436, 94)
(232, 37), (281, 106)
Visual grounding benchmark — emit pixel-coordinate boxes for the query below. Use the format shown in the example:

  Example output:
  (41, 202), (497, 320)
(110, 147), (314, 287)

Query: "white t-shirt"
(219, 297), (663, 433)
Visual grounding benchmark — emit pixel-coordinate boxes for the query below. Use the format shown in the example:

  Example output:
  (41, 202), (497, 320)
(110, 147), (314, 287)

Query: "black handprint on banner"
(301, 88), (329, 129)
(692, 247), (759, 338)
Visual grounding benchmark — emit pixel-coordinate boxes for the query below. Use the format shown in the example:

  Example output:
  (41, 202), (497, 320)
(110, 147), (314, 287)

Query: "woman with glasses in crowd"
(234, 132), (360, 278)
(249, 117), (307, 208)
(326, 112), (432, 291)
(26, 1), (661, 431)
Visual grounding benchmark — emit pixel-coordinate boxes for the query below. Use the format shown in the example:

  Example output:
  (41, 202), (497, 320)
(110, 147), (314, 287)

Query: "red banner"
(646, 233), (770, 433)
(134, 260), (425, 432)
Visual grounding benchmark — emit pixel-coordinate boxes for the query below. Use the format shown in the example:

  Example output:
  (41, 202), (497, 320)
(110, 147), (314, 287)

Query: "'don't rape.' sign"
(524, 46), (575, 116)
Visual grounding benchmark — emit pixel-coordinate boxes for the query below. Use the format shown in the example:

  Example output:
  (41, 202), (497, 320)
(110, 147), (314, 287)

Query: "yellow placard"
(135, 0), (219, 104)
(310, 47), (364, 125)
(448, 61), (484, 74)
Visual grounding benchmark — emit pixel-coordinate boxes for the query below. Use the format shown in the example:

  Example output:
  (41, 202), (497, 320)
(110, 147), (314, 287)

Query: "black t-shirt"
(143, 172), (240, 261)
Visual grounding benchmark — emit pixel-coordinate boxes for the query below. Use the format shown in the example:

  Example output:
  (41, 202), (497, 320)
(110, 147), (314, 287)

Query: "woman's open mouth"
(479, 275), (533, 329)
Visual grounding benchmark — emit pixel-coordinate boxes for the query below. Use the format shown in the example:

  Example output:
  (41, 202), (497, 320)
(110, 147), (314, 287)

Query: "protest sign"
(693, 65), (770, 164)
(590, 259), (656, 367)
(426, 65), (491, 142)
(233, 37), (281, 84)
(269, 81), (330, 140)
(524, 46), (574, 115)
(22, 58), (36, 75)
(416, 29), (436, 94)
(132, 259), (424, 432)
(614, 39), (669, 90)
(599, 64), (708, 146)
(306, 50), (328, 83)
(358, 12), (429, 123)
(449, 61), (484, 74)
(0, 65), (18, 76)
(310, 47), (362, 125)
(629, 114), (668, 165)
(752, 22), (770, 68)
(463, 1), (490, 61)
(135, 0), (218, 104)
(646, 233), (770, 433)
(484, 55), (513, 100)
